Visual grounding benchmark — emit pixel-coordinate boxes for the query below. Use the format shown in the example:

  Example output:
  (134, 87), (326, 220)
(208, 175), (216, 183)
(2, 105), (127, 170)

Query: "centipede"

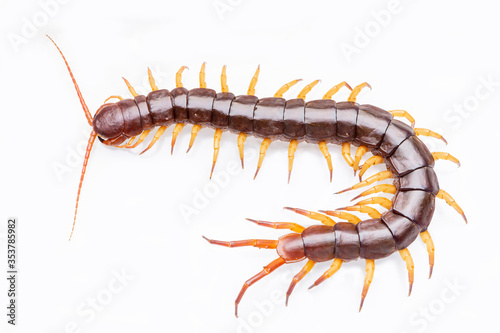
(49, 36), (466, 316)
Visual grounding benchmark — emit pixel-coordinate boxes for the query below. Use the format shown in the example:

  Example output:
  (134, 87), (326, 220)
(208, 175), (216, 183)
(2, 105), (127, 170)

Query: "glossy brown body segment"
(333, 222), (360, 261)
(357, 219), (396, 259)
(228, 95), (259, 134)
(301, 225), (336, 262)
(253, 97), (285, 139)
(304, 99), (337, 143)
(283, 98), (306, 140)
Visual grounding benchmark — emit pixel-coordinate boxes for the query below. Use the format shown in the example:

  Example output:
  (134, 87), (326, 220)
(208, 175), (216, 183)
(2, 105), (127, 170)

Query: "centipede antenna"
(47, 35), (93, 126)
(70, 130), (97, 241)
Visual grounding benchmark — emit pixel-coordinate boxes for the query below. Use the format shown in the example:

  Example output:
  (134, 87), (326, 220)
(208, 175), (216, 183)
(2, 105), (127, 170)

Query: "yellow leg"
(175, 66), (189, 88)
(420, 231), (435, 278)
(353, 145), (369, 175)
(297, 79), (320, 100)
(319, 210), (361, 224)
(221, 65), (229, 92)
(127, 129), (151, 149)
(415, 128), (447, 144)
(171, 123), (185, 154)
(432, 152), (461, 167)
(140, 127), (166, 155)
(351, 184), (397, 201)
(288, 140), (298, 184)
(199, 62), (207, 88)
(104, 95), (123, 103)
(254, 138), (272, 179)
(247, 65), (260, 96)
(122, 77), (138, 97)
(358, 155), (384, 181)
(342, 142), (354, 168)
(354, 196), (393, 210)
(336, 205), (381, 219)
(147, 67), (158, 91)
(309, 258), (342, 289)
(210, 128), (223, 179)
(186, 124), (202, 153)
(274, 79), (302, 98)
(284, 207), (335, 226)
(359, 259), (375, 311)
(436, 189), (467, 223)
(348, 82), (371, 103)
(323, 81), (353, 100)
(246, 218), (305, 233)
(319, 142), (333, 182)
(399, 249), (414, 296)
(336, 171), (392, 194)
(389, 110), (415, 128)
(287, 260), (315, 305)
(237, 133), (247, 169)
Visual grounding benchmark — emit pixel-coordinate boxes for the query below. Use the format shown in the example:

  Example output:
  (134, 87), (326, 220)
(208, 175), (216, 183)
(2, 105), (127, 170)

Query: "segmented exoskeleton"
(49, 36), (466, 316)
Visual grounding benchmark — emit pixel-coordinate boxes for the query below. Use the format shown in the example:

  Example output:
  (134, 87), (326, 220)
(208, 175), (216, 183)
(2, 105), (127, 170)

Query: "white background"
(1, 0), (499, 332)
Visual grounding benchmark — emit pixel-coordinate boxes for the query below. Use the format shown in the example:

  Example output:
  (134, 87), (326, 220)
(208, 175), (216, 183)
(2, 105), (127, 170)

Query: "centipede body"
(49, 36), (466, 316)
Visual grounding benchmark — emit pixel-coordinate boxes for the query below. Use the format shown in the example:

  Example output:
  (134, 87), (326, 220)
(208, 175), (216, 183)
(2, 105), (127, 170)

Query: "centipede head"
(93, 103), (127, 146)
